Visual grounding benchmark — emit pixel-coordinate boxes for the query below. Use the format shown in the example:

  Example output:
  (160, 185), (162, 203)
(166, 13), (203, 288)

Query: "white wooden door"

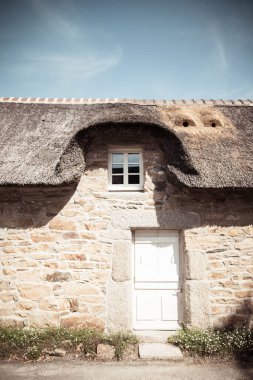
(133, 230), (181, 330)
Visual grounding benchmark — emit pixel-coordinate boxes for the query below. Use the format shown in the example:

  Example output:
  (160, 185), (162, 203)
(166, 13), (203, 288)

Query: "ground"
(0, 358), (253, 380)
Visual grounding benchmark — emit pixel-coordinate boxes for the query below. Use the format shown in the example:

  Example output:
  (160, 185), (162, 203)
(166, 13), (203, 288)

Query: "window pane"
(128, 153), (139, 164)
(112, 164), (123, 174)
(128, 175), (140, 184)
(128, 164), (139, 173)
(112, 153), (124, 164)
(112, 175), (124, 184)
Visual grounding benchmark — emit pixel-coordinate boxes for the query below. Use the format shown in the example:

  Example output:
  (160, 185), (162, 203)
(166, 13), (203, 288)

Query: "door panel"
(136, 293), (161, 321)
(162, 293), (178, 321)
(135, 244), (156, 281)
(133, 230), (181, 330)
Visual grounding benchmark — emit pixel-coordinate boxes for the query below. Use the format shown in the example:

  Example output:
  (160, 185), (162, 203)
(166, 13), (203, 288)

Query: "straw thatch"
(0, 100), (252, 188)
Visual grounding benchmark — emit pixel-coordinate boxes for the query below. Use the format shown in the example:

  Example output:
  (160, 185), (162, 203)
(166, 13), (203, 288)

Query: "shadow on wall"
(155, 185), (253, 228)
(217, 301), (253, 380)
(225, 299), (253, 329)
(0, 184), (77, 228)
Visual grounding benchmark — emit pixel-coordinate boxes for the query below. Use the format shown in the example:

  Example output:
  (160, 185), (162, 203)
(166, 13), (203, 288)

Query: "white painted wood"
(136, 293), (161, 321)
(133, 230), (180, 330)
(162, 293), (178, 321)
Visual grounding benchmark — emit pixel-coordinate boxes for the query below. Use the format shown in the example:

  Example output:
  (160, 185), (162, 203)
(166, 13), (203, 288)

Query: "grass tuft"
(168, 326), (253, 357)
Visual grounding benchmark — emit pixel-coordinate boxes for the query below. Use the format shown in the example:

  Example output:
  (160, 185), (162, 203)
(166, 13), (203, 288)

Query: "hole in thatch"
(203, 117), (222, 128)
(183, 121), (189, 127)
(208, 119), (222, 128)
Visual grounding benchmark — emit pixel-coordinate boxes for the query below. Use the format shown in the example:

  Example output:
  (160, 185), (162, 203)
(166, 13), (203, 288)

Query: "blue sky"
(0, 0), (252, 99)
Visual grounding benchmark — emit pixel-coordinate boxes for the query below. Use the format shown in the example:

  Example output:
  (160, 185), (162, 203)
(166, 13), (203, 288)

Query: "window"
(108, 149), (143, 190)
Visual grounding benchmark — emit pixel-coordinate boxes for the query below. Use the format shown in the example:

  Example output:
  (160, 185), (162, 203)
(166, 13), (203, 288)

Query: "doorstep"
(138, 343), (183, 361)
(135, 330), (176, 343)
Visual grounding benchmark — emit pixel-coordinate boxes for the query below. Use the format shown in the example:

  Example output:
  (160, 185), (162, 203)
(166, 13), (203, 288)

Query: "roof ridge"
(0, 97), (252, 106)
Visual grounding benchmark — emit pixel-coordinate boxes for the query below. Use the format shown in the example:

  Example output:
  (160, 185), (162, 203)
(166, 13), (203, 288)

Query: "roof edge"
(0, 97), (253, 106)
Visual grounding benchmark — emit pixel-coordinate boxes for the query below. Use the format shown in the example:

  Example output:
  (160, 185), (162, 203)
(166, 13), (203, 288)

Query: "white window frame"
(108, 148), (144, 191)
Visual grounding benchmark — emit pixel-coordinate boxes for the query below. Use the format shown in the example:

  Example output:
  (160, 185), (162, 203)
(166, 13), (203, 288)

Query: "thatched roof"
(0, 97), (252, 188)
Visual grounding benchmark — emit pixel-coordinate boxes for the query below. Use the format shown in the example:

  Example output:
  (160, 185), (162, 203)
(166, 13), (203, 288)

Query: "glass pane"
(128, 153), (139, 164)
(128, 164), (139, 173)
(112, 175), (124, 185)
(128, 175), (140, 184)
(112, 153), (124, 164)
(112, 164), (123, 174)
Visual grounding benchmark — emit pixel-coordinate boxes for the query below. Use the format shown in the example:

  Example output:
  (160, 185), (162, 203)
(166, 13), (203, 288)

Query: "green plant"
(0, 326), (138, 361)
(104, 331), (138, 360)
(168, 326), (253, 357)
(26, 345), (42, 360)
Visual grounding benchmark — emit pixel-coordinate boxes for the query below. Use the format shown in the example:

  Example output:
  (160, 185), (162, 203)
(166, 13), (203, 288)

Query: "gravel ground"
(0, 358), (253, 380)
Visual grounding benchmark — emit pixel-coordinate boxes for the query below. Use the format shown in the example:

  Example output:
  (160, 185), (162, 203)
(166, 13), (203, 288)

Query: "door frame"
(131, 229), (184, 331)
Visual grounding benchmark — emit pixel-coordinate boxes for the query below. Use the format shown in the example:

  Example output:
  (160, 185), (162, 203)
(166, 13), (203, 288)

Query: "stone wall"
(185, 226), (253, 328)
(0, 124), (253, 330)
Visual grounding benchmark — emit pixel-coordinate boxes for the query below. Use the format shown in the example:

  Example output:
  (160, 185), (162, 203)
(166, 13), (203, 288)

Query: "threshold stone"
(139, 343), (183, 360)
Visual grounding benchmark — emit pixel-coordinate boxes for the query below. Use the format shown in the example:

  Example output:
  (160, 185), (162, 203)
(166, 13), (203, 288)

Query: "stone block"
(44, 348), (66, 357)
(68, 261), (94, 269)
(235, 290), (253, 298)
(31, 233), (58, 242)
(0, 291), (16, 302)
(29, 311), (59, 327)
(3, 268), (16, 275)
(185, 250), (207, 280)
(107, 279), (132, 332)
(64, 253), (86, 261)
(63, 232), (79, 239)
(208, 272), (227, 280)
(17, 270), (40, 282)
(49, 218), (76, 231)
(46, 272), (72, 282)
(112, 240), (131, 282)
(63, 282), (99, 297)
(17, 301), (33, 310)
(0, 301), (15, 317)
(112, 210), (200, 229)
(97, 344), (115, 360)
(39, 298), (59, 311)
(0, 317), (26, 327)
(185, 281), (210, 328)
(68, 298), (79, 312)
(122, 344), (139, 360)
(84, 221), (108, 230)
(139, 343), (183, 360)
(18, 283), (51, 299)
(60, 314), (104, 329)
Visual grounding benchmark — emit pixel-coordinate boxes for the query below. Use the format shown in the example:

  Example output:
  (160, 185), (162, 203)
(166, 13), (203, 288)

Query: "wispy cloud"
(23, 0), (122, 80)
(208, 23), (228, 72)
(24, 49), (122, 79)
(29, 0), (80, 39)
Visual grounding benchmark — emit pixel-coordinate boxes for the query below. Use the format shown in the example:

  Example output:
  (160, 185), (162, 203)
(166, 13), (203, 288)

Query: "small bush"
(0, 326), (137, 361)
(104, 331), (138, 360)
(26, 345), (42, 361)
(168, 326), (253, 357)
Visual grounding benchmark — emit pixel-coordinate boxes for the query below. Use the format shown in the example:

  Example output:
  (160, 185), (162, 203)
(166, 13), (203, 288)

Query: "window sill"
(108, 186), (144, 192)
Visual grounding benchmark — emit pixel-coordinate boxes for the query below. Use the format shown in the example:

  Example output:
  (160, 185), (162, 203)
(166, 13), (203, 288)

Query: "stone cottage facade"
(0, 97), (253, 333)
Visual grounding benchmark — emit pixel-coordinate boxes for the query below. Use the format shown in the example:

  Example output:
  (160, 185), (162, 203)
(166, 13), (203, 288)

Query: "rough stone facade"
(0, 125), (253, 330)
